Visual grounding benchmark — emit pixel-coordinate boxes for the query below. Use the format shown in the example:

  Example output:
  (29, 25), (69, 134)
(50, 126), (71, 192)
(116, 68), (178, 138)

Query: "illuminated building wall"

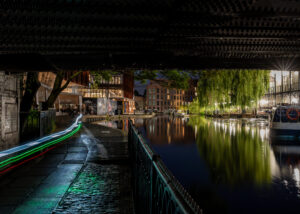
(261, 71), (300, 107)
(145, 80), (197, 112)
(83, 72), (134, 114)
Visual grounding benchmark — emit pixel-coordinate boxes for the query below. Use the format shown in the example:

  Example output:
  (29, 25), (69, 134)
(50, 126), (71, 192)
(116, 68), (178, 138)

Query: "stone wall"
(0, 72), (20, 150)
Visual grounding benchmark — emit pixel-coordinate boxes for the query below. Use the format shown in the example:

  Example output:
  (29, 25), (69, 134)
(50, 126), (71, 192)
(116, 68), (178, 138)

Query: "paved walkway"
(0, 122), (134, 214)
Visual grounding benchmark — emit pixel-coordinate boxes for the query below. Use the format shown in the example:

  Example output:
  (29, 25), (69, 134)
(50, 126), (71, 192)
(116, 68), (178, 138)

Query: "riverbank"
(82, 113), (155, 122)
(199, 113), (270, 120)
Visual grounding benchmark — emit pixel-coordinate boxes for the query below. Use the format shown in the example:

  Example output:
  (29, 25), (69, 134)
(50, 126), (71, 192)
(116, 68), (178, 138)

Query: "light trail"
(0, 115), (82, 174)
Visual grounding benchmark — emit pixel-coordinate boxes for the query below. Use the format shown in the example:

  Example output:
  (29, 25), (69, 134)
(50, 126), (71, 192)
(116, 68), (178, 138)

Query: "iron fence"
(129, 121), (202, 214)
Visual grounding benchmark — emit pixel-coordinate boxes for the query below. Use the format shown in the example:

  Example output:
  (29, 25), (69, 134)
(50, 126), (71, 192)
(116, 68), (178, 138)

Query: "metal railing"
(128, 121), (202, 214)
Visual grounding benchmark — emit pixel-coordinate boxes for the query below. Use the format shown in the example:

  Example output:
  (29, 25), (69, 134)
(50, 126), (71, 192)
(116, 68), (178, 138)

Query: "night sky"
(134, 80), (147, 95)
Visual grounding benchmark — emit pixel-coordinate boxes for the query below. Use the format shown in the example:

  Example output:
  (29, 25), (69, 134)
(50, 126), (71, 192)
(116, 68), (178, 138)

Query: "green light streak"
(0, 124), (82, 169)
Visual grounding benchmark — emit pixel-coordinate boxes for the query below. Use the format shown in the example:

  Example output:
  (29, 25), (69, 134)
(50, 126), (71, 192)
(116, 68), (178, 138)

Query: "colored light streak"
(0, 145), (59, 175)
(0, 123), (81, 171)
(0, 114), (83, 157)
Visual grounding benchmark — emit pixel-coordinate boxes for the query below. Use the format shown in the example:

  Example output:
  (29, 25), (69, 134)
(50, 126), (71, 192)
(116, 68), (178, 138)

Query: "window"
(157, 88), (159, 93)
(157, 94), (159, 99)
(157, 101), (159, 106)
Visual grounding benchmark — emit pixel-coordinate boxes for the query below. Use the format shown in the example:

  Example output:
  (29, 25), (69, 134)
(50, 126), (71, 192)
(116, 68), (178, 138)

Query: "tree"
(196, 69), (270, 112)
(20, 72), (41, 113)
(43, 71), (83, 110)
(22, 69), (193, 111)
(134, 69), (190, 90)
(89, 70), (118, 88)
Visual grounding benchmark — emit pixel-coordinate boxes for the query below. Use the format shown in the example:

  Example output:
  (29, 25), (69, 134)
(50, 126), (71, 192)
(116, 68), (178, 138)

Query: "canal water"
(132, 116), (300, 214)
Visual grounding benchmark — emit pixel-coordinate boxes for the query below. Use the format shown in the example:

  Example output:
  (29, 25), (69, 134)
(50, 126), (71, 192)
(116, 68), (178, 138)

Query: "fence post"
(39, 111), (43, 137)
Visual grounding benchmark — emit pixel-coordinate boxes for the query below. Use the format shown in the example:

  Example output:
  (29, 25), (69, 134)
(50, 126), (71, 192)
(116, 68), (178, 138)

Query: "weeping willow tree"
(197, 69), (270, 112)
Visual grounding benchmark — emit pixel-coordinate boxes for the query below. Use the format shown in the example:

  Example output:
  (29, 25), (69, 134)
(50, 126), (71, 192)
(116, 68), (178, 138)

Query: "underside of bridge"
(1, 0), (300, 71)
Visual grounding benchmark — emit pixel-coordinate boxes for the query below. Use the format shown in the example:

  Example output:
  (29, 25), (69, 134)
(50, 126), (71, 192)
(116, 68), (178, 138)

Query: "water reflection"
(141, 116), (195, 145)
(129, 116), (300, 213)
(188, 117), (271, 186)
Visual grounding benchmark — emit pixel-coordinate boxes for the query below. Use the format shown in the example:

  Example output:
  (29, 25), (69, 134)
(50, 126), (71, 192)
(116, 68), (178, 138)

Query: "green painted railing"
(129, 121), (202, 214)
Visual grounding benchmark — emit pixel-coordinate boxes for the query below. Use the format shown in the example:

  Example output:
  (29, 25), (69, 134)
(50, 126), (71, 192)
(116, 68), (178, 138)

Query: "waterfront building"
(134, 95), (145, 112)
(81, 72), (135, 115)
(37, 71), (135, 115)
(260, 71), (300, 108)
(37, 72), (89, 113)
(145, 80), (197, 112)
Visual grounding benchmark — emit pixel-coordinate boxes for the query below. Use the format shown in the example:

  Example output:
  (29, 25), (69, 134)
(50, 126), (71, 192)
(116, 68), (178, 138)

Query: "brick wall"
(146, 80), (185, 112)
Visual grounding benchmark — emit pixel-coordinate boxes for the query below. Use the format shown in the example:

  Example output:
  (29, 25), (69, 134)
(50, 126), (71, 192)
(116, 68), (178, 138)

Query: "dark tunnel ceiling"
(1, 0), (300, 71)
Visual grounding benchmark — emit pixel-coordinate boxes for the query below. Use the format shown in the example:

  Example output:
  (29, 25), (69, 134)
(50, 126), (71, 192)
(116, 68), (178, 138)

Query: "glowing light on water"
(260, 129), (266, 140)
(294, 168), (300, 188)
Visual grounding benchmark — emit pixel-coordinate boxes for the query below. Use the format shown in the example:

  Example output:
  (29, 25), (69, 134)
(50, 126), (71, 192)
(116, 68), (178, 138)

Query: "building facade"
(37, 71), (135, 115)
(37, 72), (88, 114)
(146, 80), (195, 112)
(261, 71), (300, 108)
(82, 72), (135, 115)
(0, 72), (21, 149)
(134, 96), (145, 111)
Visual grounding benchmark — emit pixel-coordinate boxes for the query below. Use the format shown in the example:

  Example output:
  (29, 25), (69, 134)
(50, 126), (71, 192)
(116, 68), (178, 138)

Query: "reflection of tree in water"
(189, 117), (271, 186)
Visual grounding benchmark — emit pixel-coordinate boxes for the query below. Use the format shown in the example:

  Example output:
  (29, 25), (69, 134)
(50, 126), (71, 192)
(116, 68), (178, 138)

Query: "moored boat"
(270, 106), (300, 137)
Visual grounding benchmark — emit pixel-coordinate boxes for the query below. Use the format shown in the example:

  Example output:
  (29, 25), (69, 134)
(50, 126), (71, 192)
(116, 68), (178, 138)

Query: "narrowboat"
(270, 106), (300, 137)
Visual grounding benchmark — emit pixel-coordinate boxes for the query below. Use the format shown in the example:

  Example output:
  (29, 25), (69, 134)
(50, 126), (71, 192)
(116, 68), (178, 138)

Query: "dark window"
(157, 101), (159, 105)
(157, 94), (159, 99)
(157, 88), (159, 93)
(273, 108), (290, 122)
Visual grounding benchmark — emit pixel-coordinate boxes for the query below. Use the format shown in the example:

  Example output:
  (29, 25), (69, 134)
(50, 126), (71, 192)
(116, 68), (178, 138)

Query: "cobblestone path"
(53, 122), (134, 214)
(0, 122), (134, 214)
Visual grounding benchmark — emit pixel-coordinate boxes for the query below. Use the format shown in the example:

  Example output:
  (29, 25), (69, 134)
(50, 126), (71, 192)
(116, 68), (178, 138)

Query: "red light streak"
(0, 145), (59, 175)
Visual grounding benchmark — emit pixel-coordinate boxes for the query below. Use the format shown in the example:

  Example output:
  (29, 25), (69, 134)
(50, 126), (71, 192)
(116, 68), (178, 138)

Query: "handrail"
(0, 114), (82, 174)
(129, 121), (202, 214)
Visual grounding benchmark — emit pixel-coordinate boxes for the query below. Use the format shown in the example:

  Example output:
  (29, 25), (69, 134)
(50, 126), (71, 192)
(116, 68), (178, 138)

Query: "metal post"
(298, 71), (300, 105)
(281, 71), (283, 105)
(290, 71), (292, 104)
(274, 74), (277, 106)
